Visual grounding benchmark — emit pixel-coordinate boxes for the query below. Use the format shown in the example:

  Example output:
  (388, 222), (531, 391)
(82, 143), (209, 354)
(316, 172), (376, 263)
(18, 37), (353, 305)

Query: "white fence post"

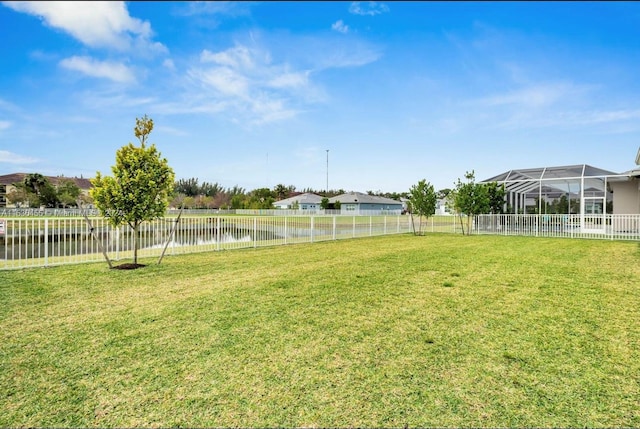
(352, 216), (356, 238)
(253, 217), (257, 248)
(217, 217), (221, 251)
(333, 216), (336, 240)
(284, 216), (288, 245)
(44, 218), (48, 267)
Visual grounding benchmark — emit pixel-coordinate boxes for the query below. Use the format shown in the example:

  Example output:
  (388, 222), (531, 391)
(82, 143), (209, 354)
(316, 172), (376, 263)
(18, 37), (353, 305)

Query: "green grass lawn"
(1, 233), (639, 427)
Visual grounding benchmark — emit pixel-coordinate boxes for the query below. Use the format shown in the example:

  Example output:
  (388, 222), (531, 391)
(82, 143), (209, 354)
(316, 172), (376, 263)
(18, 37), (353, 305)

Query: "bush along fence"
(1, 213), (638, 270)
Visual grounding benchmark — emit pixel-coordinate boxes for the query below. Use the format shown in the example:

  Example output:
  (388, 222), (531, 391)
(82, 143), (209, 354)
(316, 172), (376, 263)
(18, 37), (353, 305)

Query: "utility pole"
(326, 149), (329, 193)
(266, 152), (269, 189)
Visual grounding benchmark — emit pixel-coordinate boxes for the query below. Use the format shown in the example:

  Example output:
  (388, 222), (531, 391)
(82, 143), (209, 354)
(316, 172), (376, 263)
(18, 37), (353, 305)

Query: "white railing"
(2, 213), (638, 270)
(0, 214), (412, 270)
(473, 214), (640, 241)
(0, 208), (400, 217)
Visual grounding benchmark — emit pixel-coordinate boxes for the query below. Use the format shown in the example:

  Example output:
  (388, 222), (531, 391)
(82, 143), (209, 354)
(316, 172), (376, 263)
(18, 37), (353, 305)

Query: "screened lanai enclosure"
(482, 164), (622, 234)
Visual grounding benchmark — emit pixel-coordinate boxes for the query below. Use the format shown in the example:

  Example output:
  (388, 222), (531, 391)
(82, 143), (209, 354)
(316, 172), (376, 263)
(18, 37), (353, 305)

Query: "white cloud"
(476, 83), (580, 108)
(155, 125), (190, 137)
(201, 46), (255, 69)
(171, 1), (255, 31)
(185, 38), (379, 124)
(0, 150), (39, 164)
(189, 66), (249, 97)
(465, 82), (640, 131)
(0, 120), (11, 130)
(553, 109), (640, 127)
(268, 71), (310, 89)
(249, 97), (299, 125)
(2, 1), (166, 52)
(588, 109), (640, 123)
(332, 20), (349, 34)
(314, 43), (382, 69)
(187, 44), (316, 124)
(162, 58), (176, 70)
(59, 56), (136, 83)
(349, 2), (389, 16)
(178, 1), (253, 17)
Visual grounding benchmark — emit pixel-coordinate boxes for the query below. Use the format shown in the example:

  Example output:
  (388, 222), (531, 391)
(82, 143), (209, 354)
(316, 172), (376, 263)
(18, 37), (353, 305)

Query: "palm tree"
(274, 183), (289, 200)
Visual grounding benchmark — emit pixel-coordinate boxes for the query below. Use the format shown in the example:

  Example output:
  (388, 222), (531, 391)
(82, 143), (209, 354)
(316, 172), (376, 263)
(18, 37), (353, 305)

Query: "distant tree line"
(6, 173), (89, 208)
(172, 180), (360, 210)
(8, 172), (489, 213)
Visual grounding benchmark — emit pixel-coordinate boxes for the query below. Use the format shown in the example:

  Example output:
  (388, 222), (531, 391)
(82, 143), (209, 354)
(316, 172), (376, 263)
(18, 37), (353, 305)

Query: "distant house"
(0, 172), (92, 208)
(435, 198), (452, 215)
(273, 192), (324, 211)
(330, 192), (403, 214)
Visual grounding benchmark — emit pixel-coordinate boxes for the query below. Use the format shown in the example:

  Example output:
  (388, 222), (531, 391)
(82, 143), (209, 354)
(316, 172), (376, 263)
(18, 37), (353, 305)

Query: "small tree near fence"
(320, 197), (330, 209)
(452, 170), (489, 235)
(90, 115), (175, 267)
(408, 179), (437, 235)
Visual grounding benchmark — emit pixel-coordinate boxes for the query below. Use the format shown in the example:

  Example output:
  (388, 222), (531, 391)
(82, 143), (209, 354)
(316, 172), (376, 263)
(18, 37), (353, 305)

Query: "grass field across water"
(1, 233), (639, 427)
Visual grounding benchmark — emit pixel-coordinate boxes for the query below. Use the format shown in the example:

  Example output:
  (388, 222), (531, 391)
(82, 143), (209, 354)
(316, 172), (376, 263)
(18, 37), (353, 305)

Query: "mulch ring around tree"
(111, 263), (147, 270)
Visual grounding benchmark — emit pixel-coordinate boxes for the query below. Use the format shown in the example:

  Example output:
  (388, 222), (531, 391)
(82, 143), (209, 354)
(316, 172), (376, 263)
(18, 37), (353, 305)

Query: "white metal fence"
(0, 215), (413, 270)
(473, 214), (640, 241)
(1, 213), (638, 270)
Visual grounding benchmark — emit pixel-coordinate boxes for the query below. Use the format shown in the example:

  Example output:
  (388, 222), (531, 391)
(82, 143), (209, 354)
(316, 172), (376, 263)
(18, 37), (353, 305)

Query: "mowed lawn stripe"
(0, 234), (638, 427)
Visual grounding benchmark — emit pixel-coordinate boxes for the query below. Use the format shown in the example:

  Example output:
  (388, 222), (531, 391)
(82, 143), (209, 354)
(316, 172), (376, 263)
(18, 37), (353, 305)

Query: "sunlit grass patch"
(0, 233), (639, 427)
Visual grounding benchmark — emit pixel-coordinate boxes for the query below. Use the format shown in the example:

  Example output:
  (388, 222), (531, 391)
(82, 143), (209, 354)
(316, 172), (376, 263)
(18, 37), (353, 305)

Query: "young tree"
(23, 173), (48, 196)
(230, 194), (245, 209)
(408, 179), (437, 235)
(247, 187), (275, 209)
(90, 115), (175, 267)
(485, 181), (506, 214)
(7, 182), (39, 207)
(320, 197), (330, 209)
(38, 182), (59, 208)
(21, 173), (59, 207)
(453, 170), (489, 235)
(56, 179), (81, 208)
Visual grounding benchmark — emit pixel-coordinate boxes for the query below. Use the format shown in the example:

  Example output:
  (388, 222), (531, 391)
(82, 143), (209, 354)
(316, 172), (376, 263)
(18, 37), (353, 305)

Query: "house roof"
(329, 191), (401, 205)
(274, 192), (323, 206)
(482, 164), (618, 183)
(481, 164), (627, 196)
(609, 168), (640, 181)
(0, 173), (93, 189)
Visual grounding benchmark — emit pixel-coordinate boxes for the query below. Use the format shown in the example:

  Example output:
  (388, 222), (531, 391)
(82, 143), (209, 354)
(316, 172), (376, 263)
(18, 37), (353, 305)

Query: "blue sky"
(1, 1), (639, 193)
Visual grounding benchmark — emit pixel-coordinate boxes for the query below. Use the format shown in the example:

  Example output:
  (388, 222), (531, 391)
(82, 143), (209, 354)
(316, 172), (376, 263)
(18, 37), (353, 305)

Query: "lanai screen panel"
(484, 164), (616, 214)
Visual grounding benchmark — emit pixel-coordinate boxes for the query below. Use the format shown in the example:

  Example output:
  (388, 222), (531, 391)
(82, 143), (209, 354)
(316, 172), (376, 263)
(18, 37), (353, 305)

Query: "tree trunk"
(79, 202), (112, 269)
(409, 210), (416, 235)
(133, 223), (139, 265)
